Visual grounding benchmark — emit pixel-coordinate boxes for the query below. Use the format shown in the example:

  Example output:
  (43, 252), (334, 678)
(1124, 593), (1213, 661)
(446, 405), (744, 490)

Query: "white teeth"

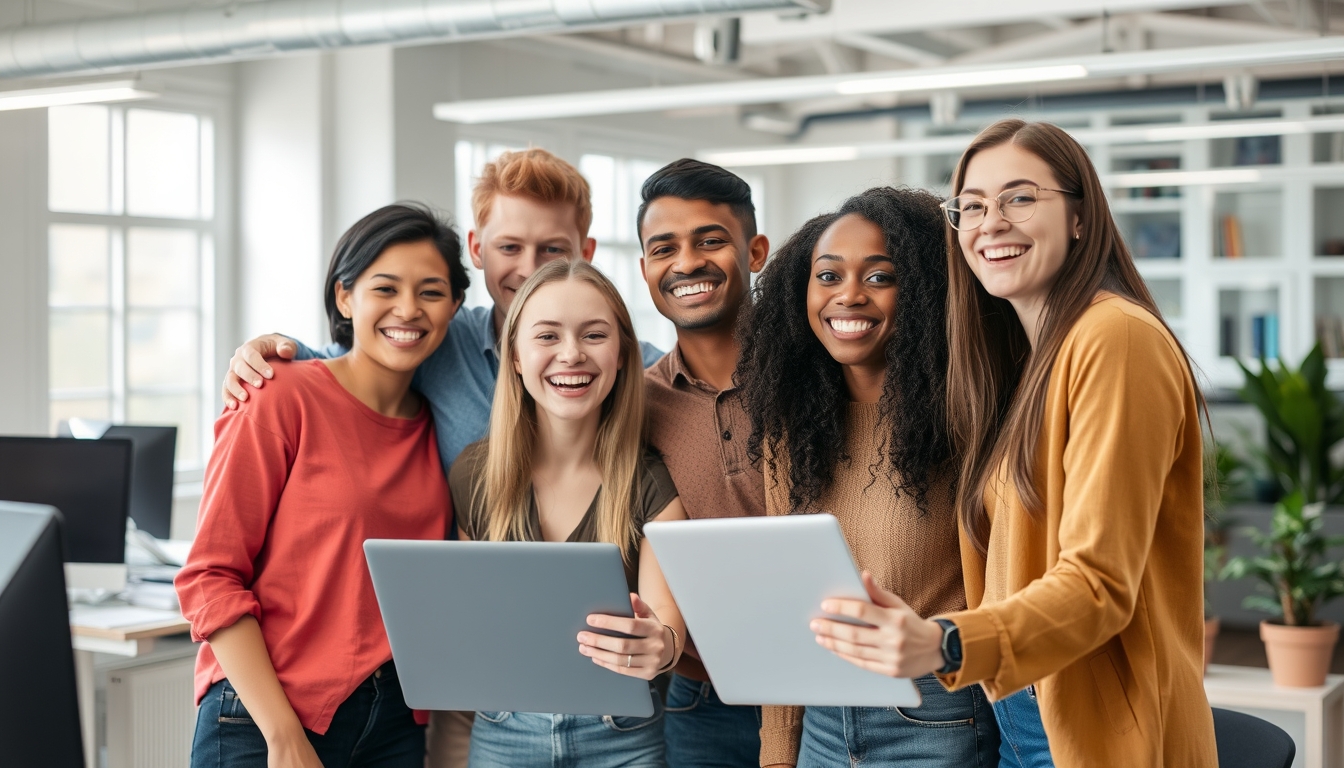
(547, 374), (593, 387)
(829, 318), (876, 334)
(983, 245), (1028, 261)
(382, 328), (425, 342)
(672, 282), (718, 298)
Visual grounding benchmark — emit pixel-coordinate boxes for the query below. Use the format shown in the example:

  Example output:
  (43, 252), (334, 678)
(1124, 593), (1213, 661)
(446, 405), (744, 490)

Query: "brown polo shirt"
(645, 344), (766, 682)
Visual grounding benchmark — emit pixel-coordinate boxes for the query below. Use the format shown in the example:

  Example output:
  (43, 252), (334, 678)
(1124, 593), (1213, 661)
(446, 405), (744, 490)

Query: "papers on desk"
(69, 604), (182, 630)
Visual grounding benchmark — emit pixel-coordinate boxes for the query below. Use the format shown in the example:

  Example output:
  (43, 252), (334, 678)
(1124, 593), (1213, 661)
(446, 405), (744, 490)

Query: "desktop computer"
(0, 501), (85, 768)
(0, 436), (133, 591)
(60, 421), (178, 541)
(102, 426), (177, 540)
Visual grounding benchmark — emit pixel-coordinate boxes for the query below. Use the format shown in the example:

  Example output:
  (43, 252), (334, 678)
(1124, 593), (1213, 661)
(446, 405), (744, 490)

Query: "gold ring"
(626, 654), (633, 668)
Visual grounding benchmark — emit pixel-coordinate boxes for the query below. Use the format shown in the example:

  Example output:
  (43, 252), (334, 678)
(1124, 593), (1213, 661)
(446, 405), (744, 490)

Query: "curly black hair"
(735, 186), (953, 514)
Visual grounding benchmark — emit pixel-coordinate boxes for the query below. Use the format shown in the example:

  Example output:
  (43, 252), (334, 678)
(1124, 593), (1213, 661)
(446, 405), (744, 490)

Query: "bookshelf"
(896, 97), (1344, 388)
(1318, 278), (1344, 360)
(1213, 189), (1282, 259)
(1317, 187), (1344, 257)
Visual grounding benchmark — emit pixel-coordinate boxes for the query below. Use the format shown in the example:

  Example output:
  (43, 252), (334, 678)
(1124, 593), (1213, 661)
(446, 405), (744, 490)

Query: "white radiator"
(105, 656), (196, 768)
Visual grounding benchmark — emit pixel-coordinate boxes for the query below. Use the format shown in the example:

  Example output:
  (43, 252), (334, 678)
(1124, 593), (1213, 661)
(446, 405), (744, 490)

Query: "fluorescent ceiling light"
(699, 115), (1344, 169)
(434, 36), (1344, 124)
(836, 64), (1088, 95)
(1105, 168), (1263, 187)
(0, 80), (159, 112)
(702, 146), (862, 166)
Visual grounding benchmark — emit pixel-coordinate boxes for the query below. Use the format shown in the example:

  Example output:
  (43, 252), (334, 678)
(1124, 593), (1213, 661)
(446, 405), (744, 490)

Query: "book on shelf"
(1132, 219), (1180, 259)
(1319, 314), (1344, 359)
(1124, 157), (1180, 199)
(1220, 315), (1237, 357)
(1250, 314), (1280, 359)
(1233, 135), (1282, 166)
(1219, 214), (1245, 259)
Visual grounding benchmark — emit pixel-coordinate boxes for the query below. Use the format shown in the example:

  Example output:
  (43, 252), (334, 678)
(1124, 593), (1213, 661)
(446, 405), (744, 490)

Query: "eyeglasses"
(940, 186), (1079, 231)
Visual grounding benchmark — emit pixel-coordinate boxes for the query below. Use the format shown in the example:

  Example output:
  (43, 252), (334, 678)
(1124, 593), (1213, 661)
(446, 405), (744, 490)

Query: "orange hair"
(471, 148), (593, 238)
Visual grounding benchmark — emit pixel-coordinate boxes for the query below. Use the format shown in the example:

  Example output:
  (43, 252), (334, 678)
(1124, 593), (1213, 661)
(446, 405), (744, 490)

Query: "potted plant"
(1203, 442), (1248, 674)
(1235, 344), (1344, 506)
(1222, 492), (1344, 686)
(1226, 344), (1344, 686)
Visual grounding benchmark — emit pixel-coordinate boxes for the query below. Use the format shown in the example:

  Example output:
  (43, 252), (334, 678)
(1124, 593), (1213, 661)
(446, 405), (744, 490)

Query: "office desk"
(70, 604), (191, 768)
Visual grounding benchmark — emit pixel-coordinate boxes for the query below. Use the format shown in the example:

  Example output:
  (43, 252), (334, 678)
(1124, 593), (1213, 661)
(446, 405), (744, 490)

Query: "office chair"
(1213, 707), (1296, 768)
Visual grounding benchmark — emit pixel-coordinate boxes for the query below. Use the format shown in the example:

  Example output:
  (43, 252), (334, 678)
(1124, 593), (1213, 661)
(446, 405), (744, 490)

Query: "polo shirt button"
(374, 669), (382, 678)
(721, 430), (732, 441)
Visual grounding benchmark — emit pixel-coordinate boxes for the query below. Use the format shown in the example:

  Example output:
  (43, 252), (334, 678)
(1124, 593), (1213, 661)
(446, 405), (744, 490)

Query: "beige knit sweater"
(758, 402), (966, 767)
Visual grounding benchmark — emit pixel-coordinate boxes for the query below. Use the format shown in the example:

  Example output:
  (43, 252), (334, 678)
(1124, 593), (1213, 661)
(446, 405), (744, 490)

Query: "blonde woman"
(449, 259), (687, 768)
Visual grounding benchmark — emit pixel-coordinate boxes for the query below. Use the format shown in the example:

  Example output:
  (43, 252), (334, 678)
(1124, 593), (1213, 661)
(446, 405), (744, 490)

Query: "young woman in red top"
(176, 204), (470, 768)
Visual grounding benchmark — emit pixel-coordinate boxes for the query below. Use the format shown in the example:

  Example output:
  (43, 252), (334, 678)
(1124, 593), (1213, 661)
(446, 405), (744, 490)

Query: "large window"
(47, 105), (215, 467)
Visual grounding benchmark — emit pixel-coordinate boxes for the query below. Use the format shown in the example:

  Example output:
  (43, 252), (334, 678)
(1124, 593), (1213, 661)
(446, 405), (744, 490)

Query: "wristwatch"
(934, 619), (963, 674)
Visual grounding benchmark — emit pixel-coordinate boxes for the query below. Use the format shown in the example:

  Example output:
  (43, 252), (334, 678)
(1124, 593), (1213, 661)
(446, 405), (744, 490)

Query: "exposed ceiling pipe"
(0, 0), (830, 80)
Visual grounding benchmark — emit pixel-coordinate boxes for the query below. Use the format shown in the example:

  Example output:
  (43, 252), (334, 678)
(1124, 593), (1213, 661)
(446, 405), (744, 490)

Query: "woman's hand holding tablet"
(811, 571), (945, 679)
(579, 592), (677, 679)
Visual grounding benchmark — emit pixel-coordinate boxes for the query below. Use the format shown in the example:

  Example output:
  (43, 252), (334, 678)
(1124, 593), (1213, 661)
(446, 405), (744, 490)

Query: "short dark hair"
(636, 158), (757, 243)
(324, 203), (469, 349)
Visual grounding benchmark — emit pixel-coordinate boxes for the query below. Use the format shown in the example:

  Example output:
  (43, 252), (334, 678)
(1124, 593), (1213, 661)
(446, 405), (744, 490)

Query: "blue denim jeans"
(796, 674), (1000, 767)
(468, 684), (665, 768)
(992, 687), (1054, 768)
(190, 662), (425, 768)
(663, 674), (760, 767)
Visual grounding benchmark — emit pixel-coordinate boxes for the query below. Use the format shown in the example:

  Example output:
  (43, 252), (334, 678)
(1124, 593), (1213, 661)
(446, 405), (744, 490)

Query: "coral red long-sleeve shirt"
(175, 360), (451, 734)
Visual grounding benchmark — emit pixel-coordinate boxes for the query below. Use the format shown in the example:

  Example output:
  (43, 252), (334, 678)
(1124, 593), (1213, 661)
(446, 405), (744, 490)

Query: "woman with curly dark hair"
(738, 187), (998, 768)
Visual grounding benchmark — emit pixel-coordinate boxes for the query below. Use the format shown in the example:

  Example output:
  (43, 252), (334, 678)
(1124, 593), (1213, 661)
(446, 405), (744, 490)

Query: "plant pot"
(1204, 616), (1221, 675)
(1260, 620), (1340, 687)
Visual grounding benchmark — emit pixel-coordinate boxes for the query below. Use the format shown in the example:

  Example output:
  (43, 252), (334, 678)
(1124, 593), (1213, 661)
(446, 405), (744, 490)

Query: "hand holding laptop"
(811, 570), (947, 680)
(579, 592), (677, 679)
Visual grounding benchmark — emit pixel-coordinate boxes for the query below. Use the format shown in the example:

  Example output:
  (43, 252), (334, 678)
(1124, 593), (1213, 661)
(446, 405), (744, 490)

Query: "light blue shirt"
(293, 305), (663, 474)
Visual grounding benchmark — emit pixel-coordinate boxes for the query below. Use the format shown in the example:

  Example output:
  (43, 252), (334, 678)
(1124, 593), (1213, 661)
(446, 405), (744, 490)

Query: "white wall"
(775, 117), (903, 233)
(0, 110), (47, 435)
(238, 55), (328, 346)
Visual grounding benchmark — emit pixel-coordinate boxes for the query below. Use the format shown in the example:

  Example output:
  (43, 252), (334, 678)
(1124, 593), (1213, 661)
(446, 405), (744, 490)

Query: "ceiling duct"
(0, 0), (830, 80)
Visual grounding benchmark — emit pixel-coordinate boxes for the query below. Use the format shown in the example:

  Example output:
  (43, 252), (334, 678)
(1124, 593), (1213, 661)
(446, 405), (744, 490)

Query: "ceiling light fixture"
(433, 36), (1344, 124)
(835, 64), (1089, 95)
(698, 115), (1344, 169)
(0, 79), (160, 112)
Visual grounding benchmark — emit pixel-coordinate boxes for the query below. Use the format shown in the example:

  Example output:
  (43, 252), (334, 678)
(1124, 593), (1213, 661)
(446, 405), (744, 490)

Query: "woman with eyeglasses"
(807, 120), (1216, 767)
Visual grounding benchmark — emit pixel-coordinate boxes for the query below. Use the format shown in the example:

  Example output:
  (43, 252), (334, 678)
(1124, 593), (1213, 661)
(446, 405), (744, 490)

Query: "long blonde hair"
(476, 259), (646, 561)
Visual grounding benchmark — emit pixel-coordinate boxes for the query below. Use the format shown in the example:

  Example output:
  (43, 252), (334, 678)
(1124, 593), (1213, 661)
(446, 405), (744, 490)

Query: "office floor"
(1214, 626), (1344, 673)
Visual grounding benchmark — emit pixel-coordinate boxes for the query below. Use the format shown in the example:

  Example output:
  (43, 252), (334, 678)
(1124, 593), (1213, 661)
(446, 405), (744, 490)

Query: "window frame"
(46, 96), (229, 474)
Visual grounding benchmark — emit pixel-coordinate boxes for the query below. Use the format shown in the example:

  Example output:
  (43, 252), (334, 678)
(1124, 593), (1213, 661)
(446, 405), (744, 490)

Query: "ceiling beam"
(834, 33), (945, 66)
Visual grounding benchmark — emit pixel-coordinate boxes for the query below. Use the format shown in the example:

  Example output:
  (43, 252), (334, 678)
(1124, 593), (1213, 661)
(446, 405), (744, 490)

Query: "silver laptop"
(364, 539), (654, 716)
(644, 514), (921, 708)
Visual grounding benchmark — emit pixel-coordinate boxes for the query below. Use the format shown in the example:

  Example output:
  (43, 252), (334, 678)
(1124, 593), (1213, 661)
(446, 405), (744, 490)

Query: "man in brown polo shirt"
(637, 159), (769, 767)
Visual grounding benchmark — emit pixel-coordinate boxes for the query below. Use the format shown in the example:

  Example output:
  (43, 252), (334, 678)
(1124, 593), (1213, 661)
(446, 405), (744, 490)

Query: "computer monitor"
(0, 437), (132, 591)
(0, 502), (86, 768)
(101, 426), (177, 539)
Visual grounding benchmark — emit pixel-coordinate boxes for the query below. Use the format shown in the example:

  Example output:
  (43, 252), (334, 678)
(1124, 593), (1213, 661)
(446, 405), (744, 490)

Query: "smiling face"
(334, 239), (459, 372)
(512, 279), (624, 424)
(639, 197), (766, 331)
(806, 213), (898, 374)
(957, 142), (1079, 321)
(469, 194), (596, 328)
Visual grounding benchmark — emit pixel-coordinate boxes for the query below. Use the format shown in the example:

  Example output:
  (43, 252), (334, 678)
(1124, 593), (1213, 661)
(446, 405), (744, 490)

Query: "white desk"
(70, 604), (191, 768)
(1204, 663), (1344, 768)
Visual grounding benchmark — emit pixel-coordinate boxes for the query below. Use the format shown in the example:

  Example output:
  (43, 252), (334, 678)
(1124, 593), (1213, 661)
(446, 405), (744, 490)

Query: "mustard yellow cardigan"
(939, 294), (1216, 766)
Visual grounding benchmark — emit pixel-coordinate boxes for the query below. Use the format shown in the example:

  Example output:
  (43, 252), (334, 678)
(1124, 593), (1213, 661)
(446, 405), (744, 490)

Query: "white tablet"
(364, 539), (654, 717)
(644, 514), (921, 707)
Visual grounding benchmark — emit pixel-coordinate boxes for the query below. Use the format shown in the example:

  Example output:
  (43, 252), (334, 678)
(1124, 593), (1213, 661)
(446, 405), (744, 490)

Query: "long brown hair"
(474, 259), (646, 560)
(945, 119), (1204, 554)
